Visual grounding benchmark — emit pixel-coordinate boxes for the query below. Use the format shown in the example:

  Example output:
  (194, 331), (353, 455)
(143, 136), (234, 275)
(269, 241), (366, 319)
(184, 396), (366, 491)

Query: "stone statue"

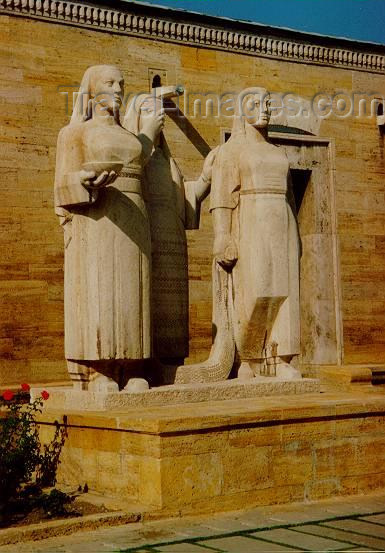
(174, 87), (301, 383)
(123, 90), (216, 368)
(54, 65), (164, 391)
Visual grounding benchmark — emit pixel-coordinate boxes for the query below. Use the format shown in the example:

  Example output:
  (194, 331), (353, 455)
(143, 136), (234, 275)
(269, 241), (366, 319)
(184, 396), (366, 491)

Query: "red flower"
(2, 389), (14, 401)
(41, 390), (50, 401)
(21, 383), (30, 392)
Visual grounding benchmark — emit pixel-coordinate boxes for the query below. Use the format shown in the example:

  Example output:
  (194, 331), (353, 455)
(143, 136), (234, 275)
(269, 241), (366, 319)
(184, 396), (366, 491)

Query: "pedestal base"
(33, 377), (319, 411)
(38, 390), (385, 517)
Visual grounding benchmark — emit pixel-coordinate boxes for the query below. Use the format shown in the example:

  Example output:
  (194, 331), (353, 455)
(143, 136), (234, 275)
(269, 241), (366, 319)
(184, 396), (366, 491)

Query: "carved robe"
(210, 135), (301, 361)
(144, 146), (199, 361)
(55, 120), (151, 361)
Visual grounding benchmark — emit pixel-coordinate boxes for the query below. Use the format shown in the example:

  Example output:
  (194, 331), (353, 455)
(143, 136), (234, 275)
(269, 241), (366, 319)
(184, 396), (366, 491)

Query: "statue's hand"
(214, 235), (238, 270)
(80, 170), (118, 188)
(141, 108), (165, 141)
(201, 146), (220, 183)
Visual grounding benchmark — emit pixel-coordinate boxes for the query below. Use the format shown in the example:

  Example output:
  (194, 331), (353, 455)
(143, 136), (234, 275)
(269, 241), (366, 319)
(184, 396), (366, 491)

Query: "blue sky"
(130, 0), (385, 45)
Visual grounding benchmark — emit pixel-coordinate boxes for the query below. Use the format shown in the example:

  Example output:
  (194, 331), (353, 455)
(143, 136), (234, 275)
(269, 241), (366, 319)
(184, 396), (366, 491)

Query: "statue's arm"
(193, 174), (211, 203)
(184, 147), (219, 229)
(195, 146), (219, 202)
(183, 174), (209, 230)
(212, 207), (237, 270)
(137, 111), (165, 164)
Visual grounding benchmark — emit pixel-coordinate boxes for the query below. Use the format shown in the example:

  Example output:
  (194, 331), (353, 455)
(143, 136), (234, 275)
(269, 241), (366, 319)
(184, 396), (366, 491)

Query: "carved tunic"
(210, 136), (300, 360)
(55, 120), (151, 361)
(144, 147), (199, 361)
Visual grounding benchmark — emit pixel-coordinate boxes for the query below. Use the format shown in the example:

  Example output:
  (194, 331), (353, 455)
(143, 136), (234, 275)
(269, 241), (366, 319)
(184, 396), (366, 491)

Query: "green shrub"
(0, 385), (66, 522)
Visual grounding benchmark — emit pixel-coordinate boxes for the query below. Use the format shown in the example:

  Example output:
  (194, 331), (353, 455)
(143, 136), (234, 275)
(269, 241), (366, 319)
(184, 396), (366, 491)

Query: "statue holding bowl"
(54, 64), (164, 391)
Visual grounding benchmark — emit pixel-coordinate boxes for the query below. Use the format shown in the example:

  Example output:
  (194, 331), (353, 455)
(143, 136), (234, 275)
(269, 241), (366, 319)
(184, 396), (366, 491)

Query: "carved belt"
(119, 169), (141, 179)
(240, 188), (287, 195)
(112, 176), (142, 194)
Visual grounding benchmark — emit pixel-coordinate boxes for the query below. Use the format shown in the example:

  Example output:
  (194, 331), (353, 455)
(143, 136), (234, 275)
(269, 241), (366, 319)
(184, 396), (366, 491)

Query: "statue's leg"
(272, 204), (301, 381)
(66, 360), (93, 390)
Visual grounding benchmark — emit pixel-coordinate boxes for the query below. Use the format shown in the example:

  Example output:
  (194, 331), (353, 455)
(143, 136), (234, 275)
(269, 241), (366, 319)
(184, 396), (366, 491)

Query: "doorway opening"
(151, 74), (162, 89)
(290, 168), (312, 213)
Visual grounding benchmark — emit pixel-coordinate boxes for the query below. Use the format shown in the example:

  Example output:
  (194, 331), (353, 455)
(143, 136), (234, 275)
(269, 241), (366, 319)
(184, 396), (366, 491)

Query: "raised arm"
(137, 110), (165, 163)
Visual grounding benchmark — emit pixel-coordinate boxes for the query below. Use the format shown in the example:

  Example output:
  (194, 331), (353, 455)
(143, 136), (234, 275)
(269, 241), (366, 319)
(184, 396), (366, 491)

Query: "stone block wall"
(38, 393), (385, 513)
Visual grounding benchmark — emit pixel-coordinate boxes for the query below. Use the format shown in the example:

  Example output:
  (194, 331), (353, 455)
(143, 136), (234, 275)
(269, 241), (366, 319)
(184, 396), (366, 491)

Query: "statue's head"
(123, 94), (163, 139)
(137, 96), (163, 133)
(89, 65), (124, 113)
(237, 87), (270, 128)
(71, 65), (124, 124)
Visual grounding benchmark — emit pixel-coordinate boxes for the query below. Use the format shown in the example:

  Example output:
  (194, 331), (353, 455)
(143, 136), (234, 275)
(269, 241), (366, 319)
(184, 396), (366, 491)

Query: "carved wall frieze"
(1, 0), (385, 73)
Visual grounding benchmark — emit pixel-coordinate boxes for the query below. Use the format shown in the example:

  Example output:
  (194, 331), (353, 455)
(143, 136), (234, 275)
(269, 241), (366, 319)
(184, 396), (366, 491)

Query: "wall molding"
(1, 0), (385, 73)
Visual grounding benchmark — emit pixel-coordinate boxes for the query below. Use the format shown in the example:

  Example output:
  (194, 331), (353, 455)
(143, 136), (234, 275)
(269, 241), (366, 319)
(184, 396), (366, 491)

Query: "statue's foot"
(276, 361), (302, 380)
(88, 374), (119, 393)
(238, 362), (254, 381)
(123, 378), (149, 393)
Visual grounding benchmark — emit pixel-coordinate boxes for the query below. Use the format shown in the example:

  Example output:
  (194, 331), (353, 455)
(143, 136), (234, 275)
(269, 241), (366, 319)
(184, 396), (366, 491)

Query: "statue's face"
(92, 67), (124, 113)
(241, 89), (270, 128)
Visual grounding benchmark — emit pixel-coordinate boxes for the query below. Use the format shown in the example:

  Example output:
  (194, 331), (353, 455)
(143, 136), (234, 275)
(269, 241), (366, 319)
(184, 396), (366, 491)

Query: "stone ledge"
(33, 377), (319, 414)
(36, 390), (385, 434)
(0, 510), (142, 547)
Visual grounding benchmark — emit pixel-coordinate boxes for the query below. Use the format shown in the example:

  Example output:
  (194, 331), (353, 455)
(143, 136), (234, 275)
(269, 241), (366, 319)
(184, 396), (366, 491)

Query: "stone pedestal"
(33, 377), (319, 411)
(38, 390), (385, 517)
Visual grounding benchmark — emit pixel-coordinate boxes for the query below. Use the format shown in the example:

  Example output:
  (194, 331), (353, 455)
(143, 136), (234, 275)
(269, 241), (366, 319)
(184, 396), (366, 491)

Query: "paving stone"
(267, 509), (336, 525)
(155, 543), (216, 553)
(342, 500), (385, 515)
(323, 519), (385, 539)
(160, 523), (227, 539)
(289, 524), (385, 550)
(253, 528), (353, 551)
(197, 536), (297, 552)
(219, 515), (282, 530)
(3, 496), (385, 553)
(203, 517), (268, 533)
(360, 513), (385, 525)
(86, 524), (186, 549)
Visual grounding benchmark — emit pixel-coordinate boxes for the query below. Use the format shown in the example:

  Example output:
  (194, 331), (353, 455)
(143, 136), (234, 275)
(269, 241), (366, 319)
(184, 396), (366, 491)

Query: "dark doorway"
(151, 74), (162, 89)
(290, 168), (312, 213)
